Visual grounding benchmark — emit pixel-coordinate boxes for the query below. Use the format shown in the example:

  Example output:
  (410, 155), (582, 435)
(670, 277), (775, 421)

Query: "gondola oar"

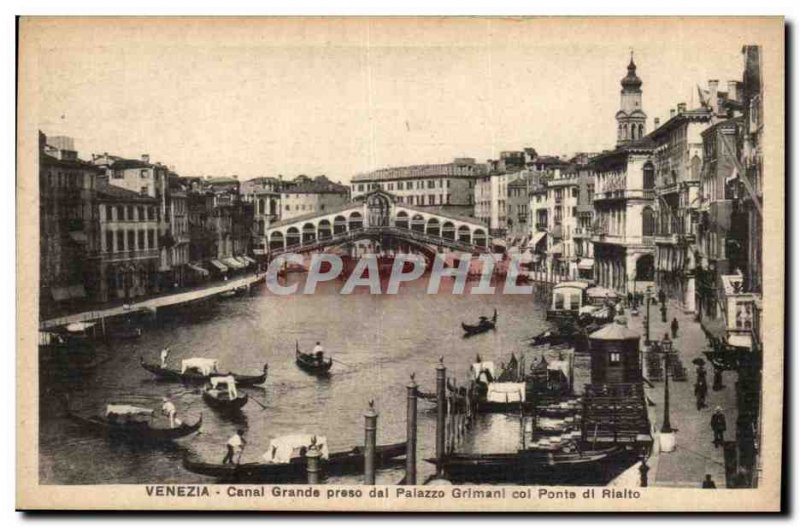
(330, 357), (353, 368)
(249, 395), (268, 410)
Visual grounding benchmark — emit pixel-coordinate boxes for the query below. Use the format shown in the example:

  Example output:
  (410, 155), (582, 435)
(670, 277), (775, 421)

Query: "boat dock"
(40, 272), (267, 331)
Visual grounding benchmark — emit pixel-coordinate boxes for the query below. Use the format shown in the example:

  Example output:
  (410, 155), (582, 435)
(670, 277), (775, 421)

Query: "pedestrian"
(222, 429), (246, 464)
(661, 303), (667, 323)
(671, 317), (679, 338)
(711, 407), (727, 448)
(701, 474), (717, 488)
(639, 461), (650, 487)
(694, 379), (708, 410)
(712, 367), (724, 391)
(627, 292), (633, 307)
(696, 363), (707, 386)
(658, 289), (666, 306)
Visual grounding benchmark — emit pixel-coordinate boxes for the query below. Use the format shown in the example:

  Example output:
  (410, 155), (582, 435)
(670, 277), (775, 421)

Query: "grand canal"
(39, 273), (553, 485)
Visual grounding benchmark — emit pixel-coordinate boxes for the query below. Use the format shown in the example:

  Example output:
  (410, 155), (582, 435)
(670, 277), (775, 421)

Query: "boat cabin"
(105, 404), (154, 424)
(262, 434), (330, 464)
(181, 358), (219, 375)
(208, 375), (238, 399)
(546, 281), (591, 320)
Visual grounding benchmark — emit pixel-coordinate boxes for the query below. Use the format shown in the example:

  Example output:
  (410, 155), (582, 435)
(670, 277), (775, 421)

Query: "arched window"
(643, 162), (655, 190)
(642, 207), (655, 237)
(638, 124), (644, 139)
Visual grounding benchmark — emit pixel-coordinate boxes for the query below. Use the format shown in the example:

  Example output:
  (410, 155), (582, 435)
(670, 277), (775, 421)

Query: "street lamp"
(644, 285), (652, 345)
(653, 335), (677, 453)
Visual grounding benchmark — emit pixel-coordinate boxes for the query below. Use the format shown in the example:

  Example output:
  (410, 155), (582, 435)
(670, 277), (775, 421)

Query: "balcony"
(593, 189), (654, 202)
(572, 227), (591, 239)
(99, 248), (159, 262)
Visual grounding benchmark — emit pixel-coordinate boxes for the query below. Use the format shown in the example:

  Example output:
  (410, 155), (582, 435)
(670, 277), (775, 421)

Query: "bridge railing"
(267, 225), (490, 259)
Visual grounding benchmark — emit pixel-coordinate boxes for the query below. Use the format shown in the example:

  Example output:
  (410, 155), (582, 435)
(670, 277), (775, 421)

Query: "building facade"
(282, 175), (349, 221)
(39, 133), (102, 315)
(353, 158), (482, 218)
(95, 183), (161, 302)
(241, 176), (282, 255)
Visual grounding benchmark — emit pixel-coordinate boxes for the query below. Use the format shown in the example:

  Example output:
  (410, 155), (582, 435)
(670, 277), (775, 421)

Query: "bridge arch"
(472, 228), (487, 247)
(318, 219), (332, 240)
(395, 210), (409, 229)
(286, 227), (300, 248)
(426, 217), (441, 237)
(348, 211), (363, 231)
(302, 223), (316, 244)
(269, 231), (284, 250)
(442, 221), (455, 240)
(411, 214), (425, 232)
(333, 215), (347, 235)
(457, 225), (471, 243)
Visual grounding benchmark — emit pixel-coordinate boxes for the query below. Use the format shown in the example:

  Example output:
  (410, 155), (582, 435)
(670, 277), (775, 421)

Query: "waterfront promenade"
(608, 300), (737, 488)
(40, 272), (266, 331)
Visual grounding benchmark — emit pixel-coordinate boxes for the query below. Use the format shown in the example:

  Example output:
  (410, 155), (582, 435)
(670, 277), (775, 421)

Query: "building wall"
(97, 197), (160, 301)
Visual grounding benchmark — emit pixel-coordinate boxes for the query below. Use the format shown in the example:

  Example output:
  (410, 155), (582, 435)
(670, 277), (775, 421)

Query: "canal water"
(39, 273), (553, 485)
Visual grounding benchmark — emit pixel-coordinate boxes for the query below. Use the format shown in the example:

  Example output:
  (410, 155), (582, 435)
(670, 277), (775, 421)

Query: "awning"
(234, 256), (251, 267)
(51, 284), (85, 301)
(68, 231), (87, 244)
(222, 257), (245, 270)
(253, 249), (267, 255)
(188, 263), (209, 277)
(528, 231), (547, 249)
(67, 284), (86, 299)
(209, 260), (228, 272)
(577, 258), (595, 270)
(548, 242), (564, 254)
(242, 255), (257, 265)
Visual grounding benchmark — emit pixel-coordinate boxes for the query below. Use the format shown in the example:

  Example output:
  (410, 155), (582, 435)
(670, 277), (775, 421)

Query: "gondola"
(427, 444), (638, 484)
(182, 441), (407, 482)
(139, 357), (268, 386)
(295, 346), (333, 375)
(107, 325), (143, 340)
(461, 309), (497, 336)
(67, 406), (202, 443)
(202, 377), (249, 413)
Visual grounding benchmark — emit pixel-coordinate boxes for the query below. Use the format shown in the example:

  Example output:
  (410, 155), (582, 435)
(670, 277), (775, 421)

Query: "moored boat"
(139, 356), (268, 386)
(67, 403), (202, 443)
(182, 436), (406, 482)
(427, 444), (639, 485)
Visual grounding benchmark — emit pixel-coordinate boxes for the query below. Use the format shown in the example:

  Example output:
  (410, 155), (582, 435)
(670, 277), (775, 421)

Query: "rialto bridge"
(264, 190), (492, 258)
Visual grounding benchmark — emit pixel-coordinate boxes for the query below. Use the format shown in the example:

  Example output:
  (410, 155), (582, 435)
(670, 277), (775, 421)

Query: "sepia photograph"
(16, 16), (784, 511)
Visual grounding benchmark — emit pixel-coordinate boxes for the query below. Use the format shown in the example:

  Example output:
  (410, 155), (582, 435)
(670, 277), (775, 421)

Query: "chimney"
(670, 109), (676, 119)
(142, 154), (150, 163)
(708, 79), (720, 114)
(677, 102), (687, 113)
(654, 117), (660, 128)
(727, 80), (739, 102)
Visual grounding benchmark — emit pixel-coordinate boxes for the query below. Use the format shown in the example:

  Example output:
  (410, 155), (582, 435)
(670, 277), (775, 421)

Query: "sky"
(25, 17), (769, 184)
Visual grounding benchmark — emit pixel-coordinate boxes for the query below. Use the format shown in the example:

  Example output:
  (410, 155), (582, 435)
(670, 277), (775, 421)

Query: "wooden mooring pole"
(405, 374), (418, 485)
(435, 358), (447, 476)
(364, 400), (378, 485)
(306, 439), (321, 484)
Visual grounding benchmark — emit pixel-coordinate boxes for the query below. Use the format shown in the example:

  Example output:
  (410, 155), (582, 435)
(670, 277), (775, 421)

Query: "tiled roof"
(41, 153), (103, 171)
(110, 159), (152, 170)
(352, 161), (487, 182)
(96, 182), (158, 203)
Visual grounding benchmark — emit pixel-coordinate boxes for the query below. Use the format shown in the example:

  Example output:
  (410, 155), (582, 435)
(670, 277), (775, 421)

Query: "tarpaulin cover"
(485, 382), (526, 403)
(181, 357), (219, 375)
(263, 434), (330, 464)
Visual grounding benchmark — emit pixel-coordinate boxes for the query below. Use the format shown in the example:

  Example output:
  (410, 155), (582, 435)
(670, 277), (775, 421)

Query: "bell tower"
(616, 52), (647, 145)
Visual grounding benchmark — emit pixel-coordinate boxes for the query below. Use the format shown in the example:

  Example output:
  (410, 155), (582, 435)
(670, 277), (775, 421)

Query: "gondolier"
(160, 347), (170, 368)
(313, 342), (324, 364)
(161, 396), (178, 428)
(223, 429), (247, 465)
